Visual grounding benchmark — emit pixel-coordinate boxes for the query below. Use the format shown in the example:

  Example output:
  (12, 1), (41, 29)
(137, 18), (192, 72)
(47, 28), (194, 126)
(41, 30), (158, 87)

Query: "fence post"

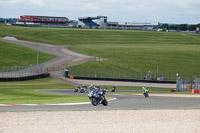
(2, 67), (4, 77)
(7, 67), (8, 78)
(10, 67), (12, 78)
(14, 67), (16, 78)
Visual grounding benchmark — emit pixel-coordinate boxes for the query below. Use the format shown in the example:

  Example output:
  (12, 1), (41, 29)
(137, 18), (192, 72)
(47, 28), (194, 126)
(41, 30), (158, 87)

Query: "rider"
(112, 86), (116, 92)
(89, 84), (93, 92)
(75, 85), (80, 92)
(96, 85), (100, 92)
(77, 85), (80, 89)
(142, 85), (147, 93)
(96, 85), (101, 97)
(142, 85), (149, 93)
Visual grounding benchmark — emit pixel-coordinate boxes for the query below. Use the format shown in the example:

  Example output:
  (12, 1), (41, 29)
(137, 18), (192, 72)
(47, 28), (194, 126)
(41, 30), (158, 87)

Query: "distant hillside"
(0, 25), (200, 77)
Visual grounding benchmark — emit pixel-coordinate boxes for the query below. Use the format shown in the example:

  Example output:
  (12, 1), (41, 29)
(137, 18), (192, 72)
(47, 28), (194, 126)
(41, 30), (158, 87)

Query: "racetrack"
(1, 38), (200, 132)
(1, 89), (200, 112)
(0, 38), (199, 112)
(1, 89), (200, 133)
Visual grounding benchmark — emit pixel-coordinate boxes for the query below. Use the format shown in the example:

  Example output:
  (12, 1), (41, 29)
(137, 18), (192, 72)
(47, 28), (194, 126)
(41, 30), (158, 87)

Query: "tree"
(161, 24), (169, 29)
(189, 25), (196, 31)
(169, 25), (178, 30)
(179, 24), (188, 31)
(197, 24), (200, 28)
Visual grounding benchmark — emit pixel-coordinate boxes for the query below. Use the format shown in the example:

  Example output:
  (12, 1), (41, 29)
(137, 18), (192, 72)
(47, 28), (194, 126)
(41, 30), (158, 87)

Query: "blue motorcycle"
(88, 88), (108, 106)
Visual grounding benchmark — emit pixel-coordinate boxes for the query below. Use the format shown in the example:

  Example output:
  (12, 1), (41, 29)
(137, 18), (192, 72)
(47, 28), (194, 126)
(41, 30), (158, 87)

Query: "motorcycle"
(74, 86), (80, 93)
(112, 86), (116, 92)
(80, 85), (87, 93)
(143, 88), (149, 98)
(88, 88), (108, 106)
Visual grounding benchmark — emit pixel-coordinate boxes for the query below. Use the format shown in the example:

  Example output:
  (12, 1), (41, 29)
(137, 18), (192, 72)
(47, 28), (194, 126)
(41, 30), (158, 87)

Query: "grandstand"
(16, 15), (72, 27)
(3, 15), (158, 30)
(107, 22), (158, 30)
(78, 16), (158, 30)
(78, 16), (107, 29)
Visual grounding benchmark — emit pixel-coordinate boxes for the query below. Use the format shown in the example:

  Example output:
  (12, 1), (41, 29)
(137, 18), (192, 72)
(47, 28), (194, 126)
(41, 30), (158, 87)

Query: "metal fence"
(0, 58), (95, 78)
(0, 64), (46, 78)
(176, 77), (200, 92)
(194, 77), (200, 90)
(67, 68), (183, 81)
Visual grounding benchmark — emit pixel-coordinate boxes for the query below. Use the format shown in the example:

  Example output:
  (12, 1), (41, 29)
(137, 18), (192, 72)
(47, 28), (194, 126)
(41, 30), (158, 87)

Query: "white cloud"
(0, 0), (199, 23)
(0, 0), (44, 5)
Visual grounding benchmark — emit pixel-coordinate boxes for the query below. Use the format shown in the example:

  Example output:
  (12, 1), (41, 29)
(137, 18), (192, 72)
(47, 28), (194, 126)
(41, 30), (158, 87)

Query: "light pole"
(156, 64), (159, 79)
(37, 45), (39, 65)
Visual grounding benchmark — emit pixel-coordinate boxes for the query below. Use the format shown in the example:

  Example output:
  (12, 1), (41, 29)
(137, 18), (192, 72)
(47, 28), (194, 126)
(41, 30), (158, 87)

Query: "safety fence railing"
(0, 57), (96, 78)
(194, 77), (200, 90)
(176, 77), (200, 92)
(0, 64), (46, 78)
(67, 68), (191, 81)
(1, 57), (199, 82)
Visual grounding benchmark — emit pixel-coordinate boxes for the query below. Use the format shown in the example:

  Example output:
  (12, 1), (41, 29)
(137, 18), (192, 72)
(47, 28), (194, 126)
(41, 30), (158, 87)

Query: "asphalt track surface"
(1, 89), (200, 111)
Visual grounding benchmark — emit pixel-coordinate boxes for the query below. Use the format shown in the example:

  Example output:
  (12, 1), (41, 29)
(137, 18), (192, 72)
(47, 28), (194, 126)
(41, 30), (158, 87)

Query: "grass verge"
(0, 77), (90, 104)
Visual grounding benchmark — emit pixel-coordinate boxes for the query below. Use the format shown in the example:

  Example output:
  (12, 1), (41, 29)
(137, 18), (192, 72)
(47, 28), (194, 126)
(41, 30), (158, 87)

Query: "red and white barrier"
(191, 89), (200, 93)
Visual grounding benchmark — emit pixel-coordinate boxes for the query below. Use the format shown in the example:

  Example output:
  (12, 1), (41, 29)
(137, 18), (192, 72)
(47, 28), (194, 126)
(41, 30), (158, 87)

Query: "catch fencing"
(67, 68), (182, 81)
(176, 77), (200, 92)
(0, 58), (95, 78)
(0, 64), (46, 78)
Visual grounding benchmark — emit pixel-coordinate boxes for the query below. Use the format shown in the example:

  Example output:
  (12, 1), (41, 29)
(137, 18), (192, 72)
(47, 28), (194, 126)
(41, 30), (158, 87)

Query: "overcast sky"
(0, 0), (199, 24)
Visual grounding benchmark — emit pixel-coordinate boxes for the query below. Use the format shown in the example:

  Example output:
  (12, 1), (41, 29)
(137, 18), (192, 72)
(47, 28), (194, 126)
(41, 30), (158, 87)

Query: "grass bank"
(0, 40), (55, 67)
(1, 25), (200, 77)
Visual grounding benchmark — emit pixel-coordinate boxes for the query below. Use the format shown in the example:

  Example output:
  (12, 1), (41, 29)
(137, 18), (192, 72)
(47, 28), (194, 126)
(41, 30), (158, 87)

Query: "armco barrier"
(71, 76), (176, 84)
(0, 73), (50, 82)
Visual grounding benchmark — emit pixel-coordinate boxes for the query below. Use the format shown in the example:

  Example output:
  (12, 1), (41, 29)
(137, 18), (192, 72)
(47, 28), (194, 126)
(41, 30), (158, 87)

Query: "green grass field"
(0, 24), (200, 77)
(0, 40), (55, 67)
(0, 77), (91, 104)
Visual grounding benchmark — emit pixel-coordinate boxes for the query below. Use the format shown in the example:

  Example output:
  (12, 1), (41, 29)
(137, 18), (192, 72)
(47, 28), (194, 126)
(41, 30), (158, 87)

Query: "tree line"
(159, 23), (200, 31)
